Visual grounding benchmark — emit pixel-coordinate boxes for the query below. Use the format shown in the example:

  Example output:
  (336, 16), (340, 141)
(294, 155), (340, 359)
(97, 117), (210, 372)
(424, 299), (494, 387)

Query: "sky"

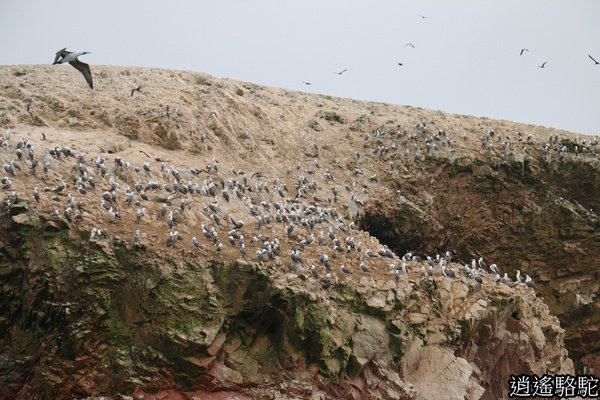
(1, 0), (599, 135)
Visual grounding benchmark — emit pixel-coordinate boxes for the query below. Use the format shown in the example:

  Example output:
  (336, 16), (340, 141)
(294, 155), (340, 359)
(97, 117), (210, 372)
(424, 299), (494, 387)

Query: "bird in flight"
(589, 55), (600, 65)
(417, 13), (429, 19)
(520, 48), (529, 56)
(404, 43), (415, 48)
(53, 48), (93, 89)
(334, 68), (348, 75)
(397, 62), (404, 66)
(538, 61), (548, 68)
(301, 81), (312, 86)
(131, 85), (142, 97)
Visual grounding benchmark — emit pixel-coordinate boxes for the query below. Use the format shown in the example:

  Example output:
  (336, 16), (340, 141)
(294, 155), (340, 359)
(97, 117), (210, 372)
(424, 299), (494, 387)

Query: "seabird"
(489, 263), (500, 275)
(53, 48), (93, 89)
(589, 55), (600, 65)
(334, 68), (348, 75)
(311, 265), (319, 279)
(519, 48), (529, 56)
(525, 274), (535, 288)
(2, 163), (14, 176)
(166, 231), (179, 248)
(538, 61), (548, 69)
(301, 81), (312, 86)
(108, 207), (120, 221)
(477, 257), (487, 270)
(404, 43), (415, 48)
(131, 85), (142, 96)
(359, 261), (370, 273)
(417, 13), (429, 19)
(133, 229), (141, 245)
(323, 273), (333, 289)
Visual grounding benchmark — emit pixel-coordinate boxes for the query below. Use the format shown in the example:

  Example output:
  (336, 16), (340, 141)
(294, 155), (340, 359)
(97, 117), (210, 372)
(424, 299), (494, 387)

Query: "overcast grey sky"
(1, 0), (599, 135)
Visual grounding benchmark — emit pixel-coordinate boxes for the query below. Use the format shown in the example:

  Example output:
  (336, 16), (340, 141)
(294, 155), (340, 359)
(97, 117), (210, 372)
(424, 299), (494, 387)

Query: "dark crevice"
(358, 209), (431, 258)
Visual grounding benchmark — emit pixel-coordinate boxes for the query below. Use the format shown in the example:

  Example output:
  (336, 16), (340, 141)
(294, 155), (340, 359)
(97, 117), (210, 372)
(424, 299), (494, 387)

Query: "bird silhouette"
(417, 13), (429, 19)
(334, 68), (348, 75)
(404, 43), (415, 48)
(53, 48), (93, 89)
(301, 81), (312, 85)
(131, 85), (142, 96)
(520, 48), (529, 56)
(589, 55), (600, 65)
(538, 61), (548, 69)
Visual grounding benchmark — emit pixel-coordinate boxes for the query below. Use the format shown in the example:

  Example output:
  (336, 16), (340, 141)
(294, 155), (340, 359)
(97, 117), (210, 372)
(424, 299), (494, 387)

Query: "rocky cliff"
(0, 65), (597, 399)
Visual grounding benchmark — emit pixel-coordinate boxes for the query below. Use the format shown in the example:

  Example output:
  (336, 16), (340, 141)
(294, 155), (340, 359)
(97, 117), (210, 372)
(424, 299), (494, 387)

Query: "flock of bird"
(0, 44), (593, 299)
(318, 48), (600, 84)
(52, 14), (600, 92)
(6, 110), (592, 295)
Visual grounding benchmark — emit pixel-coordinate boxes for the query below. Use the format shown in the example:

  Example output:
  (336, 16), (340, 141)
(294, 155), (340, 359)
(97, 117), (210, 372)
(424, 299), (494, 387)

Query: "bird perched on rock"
(192, 236), (202, 250)
(32, 186), (40, 203)
(108, 207), (120, 222)
(323, 273), (332, 289)
(340, 264), (352, 274)
(166, 231), (179, 247)
(525, 274), (535, 288)
(53, 48), (94, 89)
(133, 229), (141, 245)
(478, 257), (487, 270)
(310, 265), (319, 279)
(365, 249), (377, 258)
(359, 261), (370, 273)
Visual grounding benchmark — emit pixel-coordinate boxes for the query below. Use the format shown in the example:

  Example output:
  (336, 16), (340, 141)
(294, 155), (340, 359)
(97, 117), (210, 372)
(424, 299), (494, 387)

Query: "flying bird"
(417, 13), (429, 19)
(53, 48), (93, 89)
(519, 48), (529, 56)
(404, 43), (415, 48)
(131, 85), (142, 96)
(301, 81), (312, 86)
(589, 55), (600, 65)
(538, 61), (548, 68)
(334, 68), (348, 75)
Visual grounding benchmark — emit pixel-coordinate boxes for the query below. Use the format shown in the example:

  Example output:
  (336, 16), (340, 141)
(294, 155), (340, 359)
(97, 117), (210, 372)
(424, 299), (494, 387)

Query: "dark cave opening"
(357, 211), (427, 258)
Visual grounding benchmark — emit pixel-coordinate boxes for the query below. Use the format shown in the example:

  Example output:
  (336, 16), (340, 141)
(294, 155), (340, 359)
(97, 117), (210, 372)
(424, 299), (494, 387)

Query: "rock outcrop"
(0, 201), (573, 399)
(0, 65), (597, 399)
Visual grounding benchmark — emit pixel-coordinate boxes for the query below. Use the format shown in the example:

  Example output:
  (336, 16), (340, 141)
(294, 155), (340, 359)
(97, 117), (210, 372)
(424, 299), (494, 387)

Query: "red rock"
(207, 332), (227, 356)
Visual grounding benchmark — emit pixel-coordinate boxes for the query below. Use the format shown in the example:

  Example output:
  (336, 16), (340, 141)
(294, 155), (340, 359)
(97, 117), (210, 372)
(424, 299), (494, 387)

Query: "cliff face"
(0, 202), (573, 400)
(0, 65), (597, 399)
(360, 145), (600, 364)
